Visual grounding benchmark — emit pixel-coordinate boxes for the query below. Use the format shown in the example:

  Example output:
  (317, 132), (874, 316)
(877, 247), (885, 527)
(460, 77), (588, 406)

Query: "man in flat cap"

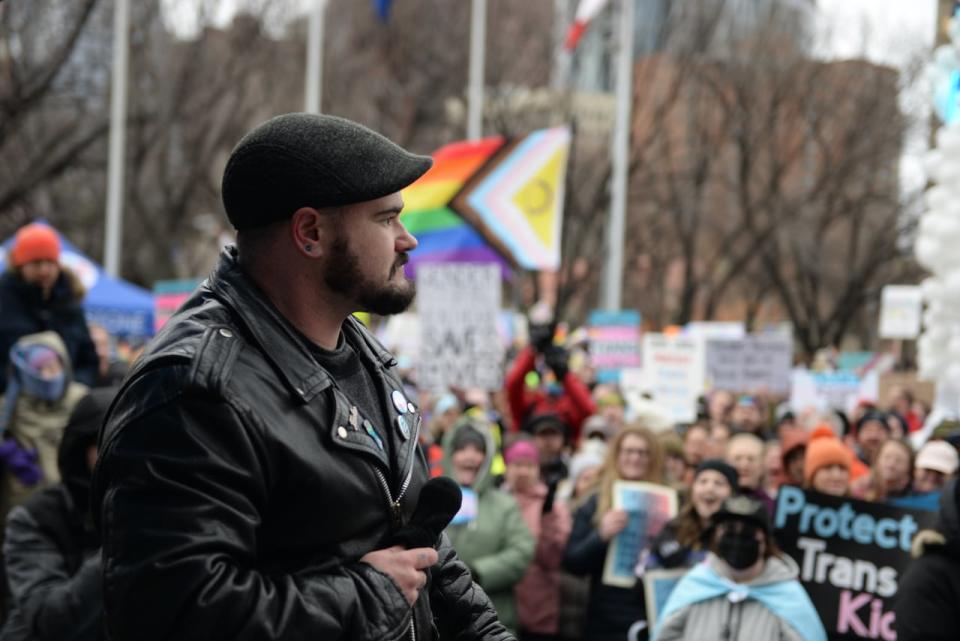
(91, 114), (513, 641)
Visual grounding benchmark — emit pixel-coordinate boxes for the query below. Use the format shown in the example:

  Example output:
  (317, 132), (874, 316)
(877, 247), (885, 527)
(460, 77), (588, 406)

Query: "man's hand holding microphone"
(360, 477), (463, 606)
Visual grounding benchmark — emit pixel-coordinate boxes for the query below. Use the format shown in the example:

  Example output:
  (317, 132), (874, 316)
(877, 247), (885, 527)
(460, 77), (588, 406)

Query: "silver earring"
(304, 244), (312, 252)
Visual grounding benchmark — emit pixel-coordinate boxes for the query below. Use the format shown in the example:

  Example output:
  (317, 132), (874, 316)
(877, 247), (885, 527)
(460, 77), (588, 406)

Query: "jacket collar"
(205, 246), (395, 403)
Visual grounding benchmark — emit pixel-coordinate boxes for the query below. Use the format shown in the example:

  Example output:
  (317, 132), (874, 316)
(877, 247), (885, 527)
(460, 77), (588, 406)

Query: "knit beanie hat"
(523, 413), (570, 440)
(451, 425), (487, 454)
(11, 223), (60, 267)
(803, 425), (851, 486)
(569, 449), (604, 484)
(504, 440), (539, 465)
(855, 411), (891, 436)
(694, 459), (739, 492)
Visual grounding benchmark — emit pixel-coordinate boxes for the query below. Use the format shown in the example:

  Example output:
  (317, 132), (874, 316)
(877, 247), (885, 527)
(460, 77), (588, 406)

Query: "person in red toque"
(0, 223), (98, 389)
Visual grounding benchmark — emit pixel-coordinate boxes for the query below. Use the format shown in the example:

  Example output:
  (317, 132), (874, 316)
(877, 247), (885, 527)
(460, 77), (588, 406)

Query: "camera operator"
(505, 321), (595, 445)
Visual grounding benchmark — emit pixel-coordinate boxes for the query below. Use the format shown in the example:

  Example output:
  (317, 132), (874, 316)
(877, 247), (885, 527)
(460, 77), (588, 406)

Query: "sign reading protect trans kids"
(773, 487), (937, 641)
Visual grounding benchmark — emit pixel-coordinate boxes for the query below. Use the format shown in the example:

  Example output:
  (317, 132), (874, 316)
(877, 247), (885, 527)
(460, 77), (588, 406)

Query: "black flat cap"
(708, 496), (771, 535)
(221, 113), (433, 230)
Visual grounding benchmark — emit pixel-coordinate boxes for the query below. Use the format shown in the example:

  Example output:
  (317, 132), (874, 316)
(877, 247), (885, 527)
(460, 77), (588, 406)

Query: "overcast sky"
(815, 0), (938, 66)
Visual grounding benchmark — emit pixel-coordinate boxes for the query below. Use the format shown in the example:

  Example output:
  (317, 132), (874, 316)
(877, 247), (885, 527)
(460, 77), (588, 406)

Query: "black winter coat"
(893, 480), (960, 641)
(90, 247), (512, 641)
(0, 270), (98, 389)
(562, 494), (647, 641)
(0, 486), (101, 641)
(0, 384), (116, 641)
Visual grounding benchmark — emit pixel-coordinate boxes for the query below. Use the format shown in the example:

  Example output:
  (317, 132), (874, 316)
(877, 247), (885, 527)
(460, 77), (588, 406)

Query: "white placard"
(641, 333), (705, 424)
(879, 285), (923, 339)
(416, 264), (503, 391)
(704, 335), (793, 394)
(685, 321), (746, 340)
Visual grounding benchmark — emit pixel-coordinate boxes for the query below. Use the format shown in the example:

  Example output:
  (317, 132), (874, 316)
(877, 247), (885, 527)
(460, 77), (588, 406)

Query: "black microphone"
(391, 476), (463, 549)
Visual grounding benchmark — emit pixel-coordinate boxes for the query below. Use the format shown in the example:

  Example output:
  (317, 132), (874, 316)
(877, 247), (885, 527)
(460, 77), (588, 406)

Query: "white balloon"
(926, 186), (952, 211)
(935, 44), (959, 69)
(925, 151), (944, 177)
(921, 277), (942, 301)
(916, 237), (941, 270)
(946, 363), (960, 386)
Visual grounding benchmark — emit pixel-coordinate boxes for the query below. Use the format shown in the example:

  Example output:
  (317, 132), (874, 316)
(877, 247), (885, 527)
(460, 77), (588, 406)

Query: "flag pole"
(305, 0), (326, 113)
(552, 0), (573, 89)
(467, 0), (487, 140)
(601, 0), (633, 311)
(104, 0), (130, 277)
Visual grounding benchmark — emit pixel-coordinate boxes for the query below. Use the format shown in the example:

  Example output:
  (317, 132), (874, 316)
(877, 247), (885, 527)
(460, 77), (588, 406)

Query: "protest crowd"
(1, 2), (959, 639)
(2, 212), (955, 640)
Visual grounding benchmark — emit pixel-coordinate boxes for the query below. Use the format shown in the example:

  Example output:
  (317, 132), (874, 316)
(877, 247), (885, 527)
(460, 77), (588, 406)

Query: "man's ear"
(291, 207), (324, 258)
(291, 206), (342, 258)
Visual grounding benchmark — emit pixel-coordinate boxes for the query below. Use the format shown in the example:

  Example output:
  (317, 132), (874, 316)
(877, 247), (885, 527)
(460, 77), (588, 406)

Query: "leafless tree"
(552, 1), (923, 357)
(0, 0), (109, 233)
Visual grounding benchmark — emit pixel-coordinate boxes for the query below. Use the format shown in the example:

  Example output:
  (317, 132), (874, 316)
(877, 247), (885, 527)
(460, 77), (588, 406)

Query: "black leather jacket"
(91, 247), (511, 641)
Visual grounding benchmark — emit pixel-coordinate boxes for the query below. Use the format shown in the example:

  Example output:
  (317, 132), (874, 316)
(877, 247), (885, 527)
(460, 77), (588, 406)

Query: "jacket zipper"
(370, 410), (422, 641)
(372, 412), (421, 528)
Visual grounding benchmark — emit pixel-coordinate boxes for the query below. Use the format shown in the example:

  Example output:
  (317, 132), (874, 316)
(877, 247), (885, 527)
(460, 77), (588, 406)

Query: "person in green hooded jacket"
(442, 414), (535, 635)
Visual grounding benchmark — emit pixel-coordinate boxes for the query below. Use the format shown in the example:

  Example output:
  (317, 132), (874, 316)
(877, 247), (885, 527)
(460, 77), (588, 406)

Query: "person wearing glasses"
(563, 424), (667, 641)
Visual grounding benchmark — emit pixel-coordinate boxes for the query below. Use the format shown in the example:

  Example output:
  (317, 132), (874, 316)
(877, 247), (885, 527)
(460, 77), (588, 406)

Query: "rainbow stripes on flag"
(401, 136), (510, 275)
(401, 126), (572, 275)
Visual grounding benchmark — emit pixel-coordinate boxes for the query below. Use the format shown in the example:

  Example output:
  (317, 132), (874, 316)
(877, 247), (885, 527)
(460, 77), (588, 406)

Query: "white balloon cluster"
(915, 128), (960, 378)
(916, 27), (960, 421)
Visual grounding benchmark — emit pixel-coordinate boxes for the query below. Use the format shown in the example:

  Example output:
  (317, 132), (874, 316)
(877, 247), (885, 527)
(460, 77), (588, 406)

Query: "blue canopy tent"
(0, 223), (155, 337)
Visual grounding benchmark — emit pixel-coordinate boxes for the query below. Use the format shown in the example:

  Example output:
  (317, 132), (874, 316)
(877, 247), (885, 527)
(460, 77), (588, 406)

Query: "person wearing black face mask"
(650, 497), (826, 641)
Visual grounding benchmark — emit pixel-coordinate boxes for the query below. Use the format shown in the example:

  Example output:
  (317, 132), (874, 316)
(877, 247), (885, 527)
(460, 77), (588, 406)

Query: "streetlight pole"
(601, 0), (634, 310)
(104, 0), (130, 277)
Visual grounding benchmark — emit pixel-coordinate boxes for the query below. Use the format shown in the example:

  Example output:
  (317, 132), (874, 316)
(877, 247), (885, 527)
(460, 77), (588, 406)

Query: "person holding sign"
(653, 497), (826, 641)
(563, 424), (666, 641)
(802, 427), (853, 497)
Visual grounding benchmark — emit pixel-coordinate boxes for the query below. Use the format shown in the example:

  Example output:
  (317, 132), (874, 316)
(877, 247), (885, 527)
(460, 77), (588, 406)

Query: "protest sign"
(641, 333), (705, 424)
(878, 285), (923, 340)
(685, 321), (746, 340)
(836, 351), (876, 375)
(773, 486), (938, 641)
(878, 371), (935, 407)
(603, 481), (678, 587)
(417, 264), (503, 390)
(379, 312), (421, 362)
(153, 278), (202, 332)
(451, 487), (479, 526)
(704, 335), (793, 394)
(790, 370), (873, 415)
(587, 309), (642, 383)
(643, 568), (687, 630)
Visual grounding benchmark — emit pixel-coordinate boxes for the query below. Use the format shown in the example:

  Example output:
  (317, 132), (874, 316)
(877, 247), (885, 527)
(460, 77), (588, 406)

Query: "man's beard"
(324, 234), (416, 315)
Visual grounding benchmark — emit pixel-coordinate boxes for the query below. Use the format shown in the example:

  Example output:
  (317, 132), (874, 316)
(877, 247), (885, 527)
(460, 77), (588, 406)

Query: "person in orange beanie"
(0, 223), (98, 389)
(803, 426), (853, 496)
